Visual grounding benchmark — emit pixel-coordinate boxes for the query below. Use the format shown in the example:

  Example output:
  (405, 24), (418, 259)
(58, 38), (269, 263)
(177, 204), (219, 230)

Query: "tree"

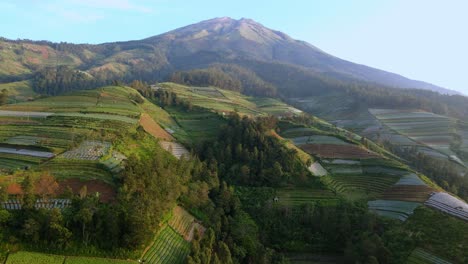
(34, 172), (59, 200)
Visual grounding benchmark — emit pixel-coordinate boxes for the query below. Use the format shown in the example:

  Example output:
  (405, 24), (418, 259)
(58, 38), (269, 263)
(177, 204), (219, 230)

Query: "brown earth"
(300, 144), (380, 159)
(58, 178), (116, 202)
(380, 184), (435, 202)
(140, 113), (174, 141)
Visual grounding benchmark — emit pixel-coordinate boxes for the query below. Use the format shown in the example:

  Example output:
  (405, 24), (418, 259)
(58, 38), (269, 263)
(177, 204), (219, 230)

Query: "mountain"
(0, 17), (459, 95)
(141, 17), (457, 95)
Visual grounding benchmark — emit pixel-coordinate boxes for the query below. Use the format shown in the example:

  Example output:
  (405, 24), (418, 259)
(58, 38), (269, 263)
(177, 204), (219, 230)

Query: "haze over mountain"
(0, 17), (459, 95)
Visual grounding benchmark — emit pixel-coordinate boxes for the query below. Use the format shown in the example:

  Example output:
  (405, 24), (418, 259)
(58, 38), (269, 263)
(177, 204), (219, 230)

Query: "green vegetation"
(6, 251), (65, 264)
(142, 226), (191, 264)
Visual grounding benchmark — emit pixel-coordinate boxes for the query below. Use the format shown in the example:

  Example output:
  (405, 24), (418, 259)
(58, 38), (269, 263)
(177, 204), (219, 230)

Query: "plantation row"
(61, 141), (111, 160)
(2, 199), (71, 210)
(5, 251), (136, 264)
(368, 200), (421, 221)
(141, 226), (191, 264)
(323, 174), (400, 195)
(424, 192), (468, 221)
(406, 248), (452, 264)
(39, 159), (114, 184)
(159, 141), (189, 159)
(275, 188), (338, 206)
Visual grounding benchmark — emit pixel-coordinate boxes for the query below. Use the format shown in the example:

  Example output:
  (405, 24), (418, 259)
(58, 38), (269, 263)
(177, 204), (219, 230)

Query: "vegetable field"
(275, 188), (338, 206)
(6, 251), (65, 264)
(141, 226), (191, 264)
(368, 200), (421, 221)
(406, 248), (452, 264)
(424, 192), (468, 221)
(5, 251), (135, 264)
(168, 206), (205, 241)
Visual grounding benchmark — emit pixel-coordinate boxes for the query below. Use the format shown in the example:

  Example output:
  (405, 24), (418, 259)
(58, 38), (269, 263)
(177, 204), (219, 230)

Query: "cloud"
(69, 0), (153, 13)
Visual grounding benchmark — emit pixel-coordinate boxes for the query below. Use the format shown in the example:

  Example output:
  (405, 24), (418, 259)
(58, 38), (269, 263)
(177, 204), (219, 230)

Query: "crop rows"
(159, 141), (189, 159)
(380, 185), (435, 202)
(40, 159), (113, 183)
(2, 199), (71, 210)
(5, 251), (135, 264)
(275, 188), (338, 206)
(142, 226), (191, 264)
(424, 192), (468, 221)
(323, 174), (399, 194)
(368, 200), (421, 221)
(406, 248), (452, 264)
(61, 141), (111, 160)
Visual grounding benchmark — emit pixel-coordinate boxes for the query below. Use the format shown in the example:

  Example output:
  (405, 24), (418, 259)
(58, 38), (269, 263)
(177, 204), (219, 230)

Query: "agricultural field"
(300, 144), (380, 159)
(140, 113), (173, 141)
(168, 206), (205, 241)
(0, 80), (38, 103)
(58, 178), (116, 202)
(308, 162), (327, 176)
(61, 141), (111, 160)
(4, 251), (136, 264)
(163, 105), (225, 144)
(424, 192), (468, 221)
(368, 200), (421, 221)
(141, 226), (191, 264)
(161, 82), (304, 118)
(5, 251), (65, 264)
(2, 199), (71, 210)
(159, 141), (189, 159)
(39, 159), (113, 184)
(406, 248), (452, 264)
(369, 109), (463, 163)
(275, 187), (338, 206)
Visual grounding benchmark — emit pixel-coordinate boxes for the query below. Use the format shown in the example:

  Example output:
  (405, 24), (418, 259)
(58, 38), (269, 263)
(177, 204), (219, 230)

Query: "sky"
(0, 0), (467, 94)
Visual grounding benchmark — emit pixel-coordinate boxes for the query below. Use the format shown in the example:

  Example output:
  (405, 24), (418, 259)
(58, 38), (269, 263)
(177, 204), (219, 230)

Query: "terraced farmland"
(275, 188), (338, 206)
(168, 206), (205, 241)
(61, 141), (111, 160)
(4, 251), (136, 264)
(424, 192), (468, 221)
(40, 159), (113, 183)
(368, 200), (421, 221)
(323, 174), (400, 198)
(369, 109), (461, 160)
(141, 226), (191, 264)
(406, 248), (452, 264)
(6, 251), (65, 264)
(300, 144), (380, 159)
(159, 141), (189, 159)
(380, 184), (435, 202)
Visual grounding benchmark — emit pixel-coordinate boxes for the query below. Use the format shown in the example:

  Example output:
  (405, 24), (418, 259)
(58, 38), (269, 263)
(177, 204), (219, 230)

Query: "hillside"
(0, 18), (457, 95)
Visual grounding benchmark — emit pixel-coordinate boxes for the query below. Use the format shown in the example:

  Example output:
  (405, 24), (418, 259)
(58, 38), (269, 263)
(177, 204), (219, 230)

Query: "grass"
(0, 80), (38, 103)
(141, 226), (191, 264)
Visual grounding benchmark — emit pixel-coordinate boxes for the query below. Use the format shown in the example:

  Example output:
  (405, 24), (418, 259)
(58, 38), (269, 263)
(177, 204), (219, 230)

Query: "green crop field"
(40, 159), (114, 184)
(369, 109), (460, 159)
(4, 251), (136, 264)
(368, 200), (421, 221)
(275, 188), (338, 206)
(406, 248), (452, 264)
(6, 251), (65, 264)
(141, 226), (191, 264)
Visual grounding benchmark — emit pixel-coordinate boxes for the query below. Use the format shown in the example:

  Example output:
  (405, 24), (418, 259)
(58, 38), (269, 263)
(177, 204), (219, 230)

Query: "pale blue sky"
(0, 0), (467, 94)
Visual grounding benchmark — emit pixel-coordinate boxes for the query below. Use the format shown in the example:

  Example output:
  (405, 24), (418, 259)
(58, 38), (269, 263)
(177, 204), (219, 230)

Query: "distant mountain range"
(0, 17), (460, 95)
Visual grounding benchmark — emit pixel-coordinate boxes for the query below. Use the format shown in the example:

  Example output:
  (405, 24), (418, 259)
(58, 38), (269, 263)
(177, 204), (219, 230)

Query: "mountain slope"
(0, 17), (458, 95)
(139, 17), (456, 94)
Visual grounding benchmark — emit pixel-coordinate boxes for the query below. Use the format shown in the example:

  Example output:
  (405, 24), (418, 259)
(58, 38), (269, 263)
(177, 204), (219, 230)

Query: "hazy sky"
(1, 0), (467, 94)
